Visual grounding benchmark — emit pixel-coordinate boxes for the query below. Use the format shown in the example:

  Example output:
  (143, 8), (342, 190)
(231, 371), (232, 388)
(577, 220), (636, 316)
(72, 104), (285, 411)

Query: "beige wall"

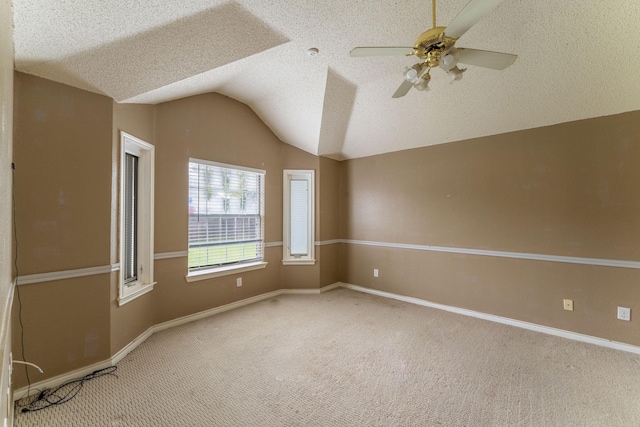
(13, 74), (113, 274)
(340, 111), (640, 346)
(12, 73), (113, 388)
(12, 79), (340, 387)
(0, 0), (13, 420)
(11, 67), (640, 392)
(152, 93), (298, 322)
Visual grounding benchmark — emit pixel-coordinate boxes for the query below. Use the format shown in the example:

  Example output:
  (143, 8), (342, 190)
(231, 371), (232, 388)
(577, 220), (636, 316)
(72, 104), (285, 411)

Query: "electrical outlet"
(563, 299), (573, 311)
(617, 306), (631, 321)
(373, 269), (379, 278)
(236, 277), (242, 287)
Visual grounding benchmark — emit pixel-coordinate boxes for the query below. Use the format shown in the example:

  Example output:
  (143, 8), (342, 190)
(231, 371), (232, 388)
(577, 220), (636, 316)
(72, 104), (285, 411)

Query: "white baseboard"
(111, 327), (154, 365)
(153, 290), (283, 334)
(339, 282), (640, 356)
(320, 282), (341, 293)
(282, 283), (341, 295)
(20, 281), (634, 402)
(13, 284), (342, 401)
(13, 359), (113, 401)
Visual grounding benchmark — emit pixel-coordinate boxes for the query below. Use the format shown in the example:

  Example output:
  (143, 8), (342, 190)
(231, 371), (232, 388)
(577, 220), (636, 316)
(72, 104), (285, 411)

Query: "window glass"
(289, 179), (309, 256)
(283, 170), (315, 265)
(188, 160), (265, 270)
(123, 153), (138, 285)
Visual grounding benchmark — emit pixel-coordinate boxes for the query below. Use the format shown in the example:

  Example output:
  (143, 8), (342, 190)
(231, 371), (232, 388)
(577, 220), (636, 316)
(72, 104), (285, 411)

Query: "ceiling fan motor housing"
(413, 26), (457, 68)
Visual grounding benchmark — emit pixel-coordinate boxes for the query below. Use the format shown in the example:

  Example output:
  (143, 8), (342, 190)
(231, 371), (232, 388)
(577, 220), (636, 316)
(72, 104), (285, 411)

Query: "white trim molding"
(112, 327), (154, 365)
(16, 265), (113, 285)
(119, 132), (155, 306)
(117, 282), (155, 306)
(17, 238), (640, 287)
(281, 283), (341, 295)
(186, 262), (268, 283)
(315, 240), (341, 246)
(154, 251), (188, 260)
(341, 239), (640, 270)
(153, 282), (338, 332)
(339, 282), (640, 356)
(282, 260), (316, 266)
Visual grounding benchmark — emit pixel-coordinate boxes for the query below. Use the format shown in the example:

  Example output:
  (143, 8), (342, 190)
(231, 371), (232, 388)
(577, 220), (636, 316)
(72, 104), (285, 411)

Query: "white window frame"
(119, 132), (155, 305)
(185, 159), (267, 283)
(283, 169), (315, 265)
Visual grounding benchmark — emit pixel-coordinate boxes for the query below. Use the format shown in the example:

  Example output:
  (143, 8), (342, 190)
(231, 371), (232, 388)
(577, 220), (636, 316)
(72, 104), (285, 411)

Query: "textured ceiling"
(12, 0), (640, 159)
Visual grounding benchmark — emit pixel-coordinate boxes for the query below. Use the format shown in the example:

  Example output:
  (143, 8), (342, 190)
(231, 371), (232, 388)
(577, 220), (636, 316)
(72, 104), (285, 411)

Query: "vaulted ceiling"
(12, 0), (640, 159)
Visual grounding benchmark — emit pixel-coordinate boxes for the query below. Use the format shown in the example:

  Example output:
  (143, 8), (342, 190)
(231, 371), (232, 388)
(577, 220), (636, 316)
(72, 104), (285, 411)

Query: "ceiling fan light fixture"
(403, 66), (419, 83)
(414, 73), (431, 91)
(439, 48), (460, 71)
(448, 65), (466, 83)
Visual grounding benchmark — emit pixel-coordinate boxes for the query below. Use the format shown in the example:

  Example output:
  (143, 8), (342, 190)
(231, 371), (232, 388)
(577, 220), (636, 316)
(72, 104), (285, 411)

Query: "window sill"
(118, 281), (156, 306)
(282, 259), (316, 266)
(186, 261), (268, 283)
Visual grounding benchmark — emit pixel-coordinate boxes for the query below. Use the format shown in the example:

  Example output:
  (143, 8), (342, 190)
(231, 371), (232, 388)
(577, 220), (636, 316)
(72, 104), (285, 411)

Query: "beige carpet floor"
(14, 288), (640, 426)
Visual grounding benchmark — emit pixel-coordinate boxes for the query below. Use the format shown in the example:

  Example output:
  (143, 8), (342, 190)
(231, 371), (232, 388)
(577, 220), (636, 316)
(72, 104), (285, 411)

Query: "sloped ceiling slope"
(12, 0), (640, 159)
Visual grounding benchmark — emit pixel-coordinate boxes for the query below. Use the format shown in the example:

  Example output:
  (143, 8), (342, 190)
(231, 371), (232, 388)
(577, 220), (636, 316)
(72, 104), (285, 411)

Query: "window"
(283, 170), (315, 265)
(123, 153), (138, 284)
(187, 159), (266, 281)
(119, 132), (155, 305)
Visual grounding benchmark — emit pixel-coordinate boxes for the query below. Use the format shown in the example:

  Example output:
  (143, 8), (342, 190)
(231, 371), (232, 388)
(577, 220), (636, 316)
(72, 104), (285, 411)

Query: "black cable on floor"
(18, 366), (118, 413)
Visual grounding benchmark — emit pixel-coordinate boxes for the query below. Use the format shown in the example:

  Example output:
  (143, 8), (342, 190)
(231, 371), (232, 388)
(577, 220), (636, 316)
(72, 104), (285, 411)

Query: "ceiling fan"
(350, 0), (517, 98)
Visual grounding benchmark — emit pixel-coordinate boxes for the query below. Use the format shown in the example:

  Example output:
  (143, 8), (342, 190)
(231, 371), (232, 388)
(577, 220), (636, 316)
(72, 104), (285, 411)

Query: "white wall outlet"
(563, 299), (573, 311)
(373, 269), (379, 278)
(236, 277), (242, 287)
(617, 306), (631, 321)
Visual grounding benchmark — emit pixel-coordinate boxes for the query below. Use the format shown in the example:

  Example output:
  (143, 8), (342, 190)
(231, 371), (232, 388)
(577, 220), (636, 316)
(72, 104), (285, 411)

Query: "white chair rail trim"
(15, 241), (640, 286)
(341, 239), (640, 269)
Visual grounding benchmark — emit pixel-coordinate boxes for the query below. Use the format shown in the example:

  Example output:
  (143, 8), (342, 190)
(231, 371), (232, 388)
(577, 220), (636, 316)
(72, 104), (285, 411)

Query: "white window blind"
(283, 170), (315, 265)
(123, 153), (138, 285)
(188, 160), (265, 270)
(289, 179), (309, 256)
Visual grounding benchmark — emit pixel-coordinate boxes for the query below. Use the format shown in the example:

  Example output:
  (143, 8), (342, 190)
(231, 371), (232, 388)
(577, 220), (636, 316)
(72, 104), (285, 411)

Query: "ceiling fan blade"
(392, 79), (414, 98)
(392, 63), (422, 98)
(444, 0), (505, 39)
(457, 48), (517, 70)
(350, 47), (414, 57)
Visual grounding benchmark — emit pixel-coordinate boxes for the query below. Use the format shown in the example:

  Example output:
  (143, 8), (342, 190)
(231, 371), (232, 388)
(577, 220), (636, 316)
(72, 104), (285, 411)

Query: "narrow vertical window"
(289, 179), (309, 256)
(123, 153), (138, 285)
(283, 170), (315, 265)
(119, 132), (155, 305)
